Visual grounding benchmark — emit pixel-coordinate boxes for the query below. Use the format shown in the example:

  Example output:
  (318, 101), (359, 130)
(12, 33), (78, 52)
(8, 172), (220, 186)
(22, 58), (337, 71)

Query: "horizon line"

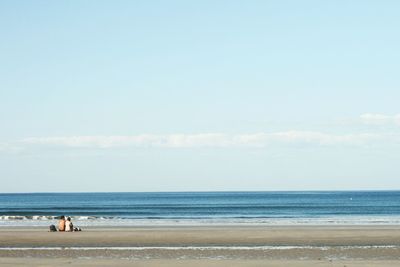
(1, 189), (400, 194)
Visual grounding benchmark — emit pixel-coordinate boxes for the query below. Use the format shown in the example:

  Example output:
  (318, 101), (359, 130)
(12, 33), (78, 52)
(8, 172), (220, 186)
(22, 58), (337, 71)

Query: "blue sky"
(1, 0), (400, 192)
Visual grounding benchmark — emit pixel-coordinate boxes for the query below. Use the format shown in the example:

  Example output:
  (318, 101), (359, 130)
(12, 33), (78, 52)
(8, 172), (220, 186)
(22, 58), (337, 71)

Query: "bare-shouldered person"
(58, 215), (66, 231)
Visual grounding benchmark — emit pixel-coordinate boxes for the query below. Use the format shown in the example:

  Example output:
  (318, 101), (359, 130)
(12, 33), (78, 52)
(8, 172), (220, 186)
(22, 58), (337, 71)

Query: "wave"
(0, 215), (101, 221)
(2, 215), (400, 227)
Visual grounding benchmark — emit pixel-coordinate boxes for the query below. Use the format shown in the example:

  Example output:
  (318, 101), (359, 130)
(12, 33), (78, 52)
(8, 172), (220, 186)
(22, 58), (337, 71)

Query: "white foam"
(2, 216), (400, 227)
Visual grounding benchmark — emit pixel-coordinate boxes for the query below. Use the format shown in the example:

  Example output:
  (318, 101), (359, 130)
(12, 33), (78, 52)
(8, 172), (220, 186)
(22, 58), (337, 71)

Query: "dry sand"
(0, 226), (399, 266)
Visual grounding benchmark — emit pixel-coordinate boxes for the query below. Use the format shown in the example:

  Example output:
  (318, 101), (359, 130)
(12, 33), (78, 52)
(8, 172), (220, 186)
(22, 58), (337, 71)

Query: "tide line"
(0, 245), (398, 251)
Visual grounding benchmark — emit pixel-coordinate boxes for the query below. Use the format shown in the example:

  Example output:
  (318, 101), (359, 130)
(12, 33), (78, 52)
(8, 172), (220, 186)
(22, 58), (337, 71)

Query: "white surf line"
(0, 245), (398, 251)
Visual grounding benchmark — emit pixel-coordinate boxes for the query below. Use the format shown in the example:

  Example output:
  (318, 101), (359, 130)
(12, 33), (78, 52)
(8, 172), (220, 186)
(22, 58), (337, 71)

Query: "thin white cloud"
(0, 142), (23, 154)
(1, 114), (399, 153)
(19, 131), (396, 149)
(360, 113), (400, 126)
(21, 134), (230, 148)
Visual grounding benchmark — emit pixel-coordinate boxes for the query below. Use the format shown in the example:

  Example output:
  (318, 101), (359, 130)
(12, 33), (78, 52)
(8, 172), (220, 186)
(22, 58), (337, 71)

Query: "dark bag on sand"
(49, 224), (57, 232)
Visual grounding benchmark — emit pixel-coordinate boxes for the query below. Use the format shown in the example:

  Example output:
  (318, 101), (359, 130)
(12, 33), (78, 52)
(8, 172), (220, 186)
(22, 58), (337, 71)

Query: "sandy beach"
(1, 258), (400, 267)
(1, 226), (400, 266)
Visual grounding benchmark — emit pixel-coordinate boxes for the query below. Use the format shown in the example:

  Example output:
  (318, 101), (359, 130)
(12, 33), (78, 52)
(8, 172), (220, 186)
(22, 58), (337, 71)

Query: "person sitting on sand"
(65, 217), (73, 232)
(58, 215), (66, 231)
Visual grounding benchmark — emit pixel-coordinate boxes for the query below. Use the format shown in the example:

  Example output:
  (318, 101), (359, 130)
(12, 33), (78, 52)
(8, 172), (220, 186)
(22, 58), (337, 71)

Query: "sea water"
(0, 191), (400, 227)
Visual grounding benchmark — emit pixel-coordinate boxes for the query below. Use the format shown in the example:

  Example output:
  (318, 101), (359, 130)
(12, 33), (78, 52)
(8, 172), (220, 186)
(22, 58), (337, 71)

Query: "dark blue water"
(1, 191), (399, 221)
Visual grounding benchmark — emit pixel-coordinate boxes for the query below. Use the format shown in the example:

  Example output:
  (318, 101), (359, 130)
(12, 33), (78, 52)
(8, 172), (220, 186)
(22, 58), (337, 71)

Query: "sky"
(0, 0), (400, 192)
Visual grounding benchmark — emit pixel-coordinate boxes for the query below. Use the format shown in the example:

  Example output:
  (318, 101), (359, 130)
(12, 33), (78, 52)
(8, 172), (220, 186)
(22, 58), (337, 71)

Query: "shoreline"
(2, 225), (400, 246)
(1, 226), (400, 266)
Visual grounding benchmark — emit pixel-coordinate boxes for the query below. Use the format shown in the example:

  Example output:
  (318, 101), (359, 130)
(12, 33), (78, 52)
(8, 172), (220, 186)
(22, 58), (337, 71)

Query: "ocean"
(1, 191), (400, 227)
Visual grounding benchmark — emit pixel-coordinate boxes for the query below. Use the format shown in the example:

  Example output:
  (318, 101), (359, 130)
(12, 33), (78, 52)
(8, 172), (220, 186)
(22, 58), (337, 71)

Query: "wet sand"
(0, 226), (400, 266)
(1, 258), (400, 267)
